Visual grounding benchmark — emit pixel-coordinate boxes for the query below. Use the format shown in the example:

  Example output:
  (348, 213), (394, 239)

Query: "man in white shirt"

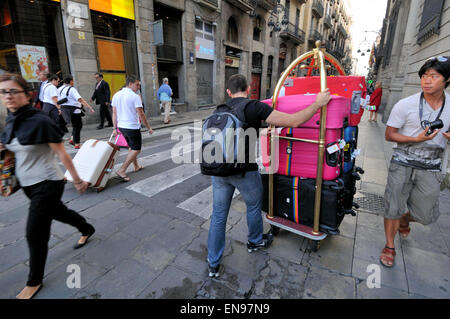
(42, 74), (65, 132)
(112, 75), (153, 182)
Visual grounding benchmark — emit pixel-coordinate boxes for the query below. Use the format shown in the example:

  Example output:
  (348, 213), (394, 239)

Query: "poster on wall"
(15, 45), (48, 82)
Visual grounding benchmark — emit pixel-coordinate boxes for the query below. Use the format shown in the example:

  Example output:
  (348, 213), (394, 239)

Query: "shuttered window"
(417, 0), (445, 44)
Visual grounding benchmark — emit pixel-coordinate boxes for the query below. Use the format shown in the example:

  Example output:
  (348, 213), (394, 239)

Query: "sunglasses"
(0, 89), (25, 96)
(427, 56), (449, 62)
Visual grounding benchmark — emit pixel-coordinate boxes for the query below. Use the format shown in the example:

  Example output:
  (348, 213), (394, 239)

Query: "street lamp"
(249, 0), (289, 33)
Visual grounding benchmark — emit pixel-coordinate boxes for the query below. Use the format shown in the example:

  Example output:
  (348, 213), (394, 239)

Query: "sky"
(347, 0), (388, 75)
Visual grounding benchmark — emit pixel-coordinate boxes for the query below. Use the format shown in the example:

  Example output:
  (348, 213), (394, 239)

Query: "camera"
(425, 119), (444, 136)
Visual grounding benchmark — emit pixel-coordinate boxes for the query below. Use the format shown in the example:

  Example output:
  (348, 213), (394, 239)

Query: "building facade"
(372, 0), (450, 122)
(0, 0), (353, 128)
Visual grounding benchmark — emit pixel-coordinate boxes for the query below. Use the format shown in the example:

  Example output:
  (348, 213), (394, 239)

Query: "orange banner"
(97, 39), (125, 71)
(89, 0), (135, 20)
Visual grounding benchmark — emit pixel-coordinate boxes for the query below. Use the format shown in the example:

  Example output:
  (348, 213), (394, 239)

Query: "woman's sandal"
(380, 246), (396, 268)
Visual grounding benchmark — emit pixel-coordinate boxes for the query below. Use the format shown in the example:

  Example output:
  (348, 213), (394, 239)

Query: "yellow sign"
(78, 32), (85, 40)
(89, 0), (135, 20)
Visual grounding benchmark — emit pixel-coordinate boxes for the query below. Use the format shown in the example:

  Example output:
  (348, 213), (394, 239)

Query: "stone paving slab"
(303, 267), (356, 299)
(356, 281), (409, 299)
(34, 259), (106, 299)
(0, 264), (29, 299)
(138, 265), (205, 299)
(352, 257), (408, 292)
(302, 235), (355, 276)
(403, 245), (450, 299)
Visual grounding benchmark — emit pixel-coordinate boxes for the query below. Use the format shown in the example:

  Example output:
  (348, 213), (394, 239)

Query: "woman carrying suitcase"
(58, 75), (95, 149)
(0, 73), (96, 299)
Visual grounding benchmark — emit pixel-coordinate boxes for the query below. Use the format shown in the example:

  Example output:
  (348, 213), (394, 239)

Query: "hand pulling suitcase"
(261, 127), (343, 180)
(261, 94), (351, 129)
(64, 139), (120, 192)
(261, 174), (345, 235)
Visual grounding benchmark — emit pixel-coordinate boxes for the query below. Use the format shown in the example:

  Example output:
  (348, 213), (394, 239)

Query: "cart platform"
(264, 214), (327, 241)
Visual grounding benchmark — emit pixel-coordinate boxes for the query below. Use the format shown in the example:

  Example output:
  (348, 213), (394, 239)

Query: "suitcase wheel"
(309, 239), (321, 252)
(270, 225), (280, 237)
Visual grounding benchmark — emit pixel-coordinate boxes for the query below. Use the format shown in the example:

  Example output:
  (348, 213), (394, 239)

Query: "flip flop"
(115, 172), (130, 182)
(134, 166), (144, 172)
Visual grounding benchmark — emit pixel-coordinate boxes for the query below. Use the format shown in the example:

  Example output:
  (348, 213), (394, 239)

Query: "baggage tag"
(351, 149), (361, 159)
(339, 139), (346, 149)
(327, 143), (340, 154)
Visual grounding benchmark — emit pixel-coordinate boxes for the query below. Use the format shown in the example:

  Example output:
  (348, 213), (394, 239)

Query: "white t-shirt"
(42, 82), (58, 105)
(387, 91), (450, 169)
(111, 87), (143, 130)
(58, 85), (82, 113)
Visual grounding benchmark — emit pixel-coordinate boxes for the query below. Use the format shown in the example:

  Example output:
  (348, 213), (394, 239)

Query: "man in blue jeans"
(207, 74), (331, 277)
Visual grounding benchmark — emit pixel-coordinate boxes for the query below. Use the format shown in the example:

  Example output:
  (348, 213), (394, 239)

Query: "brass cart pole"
(311, 46), (328, 235)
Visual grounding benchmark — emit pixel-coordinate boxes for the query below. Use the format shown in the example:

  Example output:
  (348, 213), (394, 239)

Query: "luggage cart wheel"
(270, 225), (280, 237)
(309, 239), (321, 252)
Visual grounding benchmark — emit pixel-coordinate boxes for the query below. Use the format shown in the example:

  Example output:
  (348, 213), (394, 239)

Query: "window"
(227, 17), (238, 43)
(196, 20), (215, 41)
(253, 16), (264, 42)
(195, 19), (203, 30)
(417, 0), (445, 44)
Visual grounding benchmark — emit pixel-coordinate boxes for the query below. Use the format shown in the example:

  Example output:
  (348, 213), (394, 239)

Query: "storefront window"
(91, 10), (139, 95)
(0, 0), (69, 89)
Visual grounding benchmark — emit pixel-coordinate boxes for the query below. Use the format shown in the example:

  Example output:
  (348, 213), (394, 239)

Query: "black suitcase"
(262, 174), (345, 235)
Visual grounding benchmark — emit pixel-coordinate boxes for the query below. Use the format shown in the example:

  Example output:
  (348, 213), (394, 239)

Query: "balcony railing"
(308, 29), (322, 43)
(280, 22), (306, 44)
(259, 0), (278, 11)
(338, 24), (348, 39)
(226, 0), (253, 12)
(323, 15), (332, 28)
(157, 45), (181, 62)
(312, 0), (324, 18)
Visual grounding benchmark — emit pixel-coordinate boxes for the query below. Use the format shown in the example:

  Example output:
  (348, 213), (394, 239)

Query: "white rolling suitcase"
(65, 138), (120, 192)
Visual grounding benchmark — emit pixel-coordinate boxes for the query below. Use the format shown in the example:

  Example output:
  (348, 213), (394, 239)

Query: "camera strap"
(419, 92), (446, 123)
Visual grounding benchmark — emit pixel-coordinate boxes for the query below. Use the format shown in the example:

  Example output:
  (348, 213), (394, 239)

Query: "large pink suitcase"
(261, 127), (342, 180)
(261, 94), (351, 129)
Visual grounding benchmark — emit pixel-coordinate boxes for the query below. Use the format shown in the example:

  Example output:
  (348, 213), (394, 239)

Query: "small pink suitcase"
(261, 94), (351, 129)
(261, 127), (342, 180)
(114, 129), (129, 148)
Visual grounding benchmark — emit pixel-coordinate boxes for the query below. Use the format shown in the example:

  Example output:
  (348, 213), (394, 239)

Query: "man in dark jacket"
(33, 71), (49, 110)
(91, 72), (112, 129)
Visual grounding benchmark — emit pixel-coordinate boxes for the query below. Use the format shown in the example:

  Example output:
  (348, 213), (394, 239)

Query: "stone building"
(372, 0), (450, 121)
(0, 0), (353, 129)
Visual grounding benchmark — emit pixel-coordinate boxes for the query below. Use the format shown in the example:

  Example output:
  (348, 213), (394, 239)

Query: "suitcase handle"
(108, 131), (115, 143)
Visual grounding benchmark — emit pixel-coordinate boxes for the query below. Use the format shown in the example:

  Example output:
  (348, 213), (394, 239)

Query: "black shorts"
(118, 127), (142, 151)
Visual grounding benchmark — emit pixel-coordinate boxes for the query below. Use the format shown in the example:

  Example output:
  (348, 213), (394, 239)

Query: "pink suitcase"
(261, 127), (342, 180)
(261, 94), (351, 129)
(114, 129), (129, 148)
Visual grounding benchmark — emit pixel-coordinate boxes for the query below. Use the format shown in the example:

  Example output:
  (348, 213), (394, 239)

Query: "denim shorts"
(383, 161), (441, 225)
